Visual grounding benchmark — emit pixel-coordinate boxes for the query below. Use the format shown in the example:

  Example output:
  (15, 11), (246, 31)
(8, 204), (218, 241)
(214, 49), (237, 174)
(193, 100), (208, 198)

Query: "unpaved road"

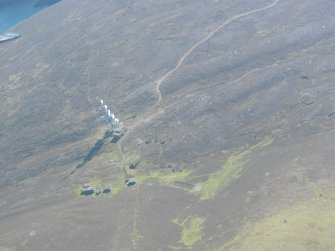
(154, 0), (281, 103)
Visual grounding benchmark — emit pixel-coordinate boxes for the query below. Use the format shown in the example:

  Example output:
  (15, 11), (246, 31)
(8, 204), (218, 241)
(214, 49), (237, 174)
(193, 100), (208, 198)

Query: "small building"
(126, 178), (136, 187)
(103, 186), (111, 193)
(112, 126), (127, 139)
(80, 184), (95, 196)
(128, 162), (138, 169)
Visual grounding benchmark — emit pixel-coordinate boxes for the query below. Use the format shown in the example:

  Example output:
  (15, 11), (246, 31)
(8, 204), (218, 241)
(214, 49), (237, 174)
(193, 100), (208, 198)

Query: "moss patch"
(196, 137), (272, 200)
(222, 198), (335, 251)
(173, 217), (206, 248)
(110, 178), (126, 195)
(74, 186), (83, 197)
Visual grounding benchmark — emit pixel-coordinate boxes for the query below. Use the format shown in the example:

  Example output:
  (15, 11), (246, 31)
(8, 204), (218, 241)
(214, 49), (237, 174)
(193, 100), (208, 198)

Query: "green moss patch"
(196, 137), (272, 200)
(173, 217), (206, 248)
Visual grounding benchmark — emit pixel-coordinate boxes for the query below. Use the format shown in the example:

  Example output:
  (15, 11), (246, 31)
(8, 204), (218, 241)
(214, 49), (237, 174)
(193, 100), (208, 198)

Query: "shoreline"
(0, 0), (61, 33)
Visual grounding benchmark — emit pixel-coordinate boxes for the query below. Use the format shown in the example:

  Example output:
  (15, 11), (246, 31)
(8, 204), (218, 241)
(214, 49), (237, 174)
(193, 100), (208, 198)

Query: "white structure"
(98, 98), (127, 139)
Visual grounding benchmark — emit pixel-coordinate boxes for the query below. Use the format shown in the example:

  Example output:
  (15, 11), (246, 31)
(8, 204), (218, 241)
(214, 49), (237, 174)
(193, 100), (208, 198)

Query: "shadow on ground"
(69, 131), (110, 175)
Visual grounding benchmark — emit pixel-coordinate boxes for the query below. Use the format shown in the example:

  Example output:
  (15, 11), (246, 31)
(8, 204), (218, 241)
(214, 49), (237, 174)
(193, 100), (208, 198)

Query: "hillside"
(1, 0), (335, 250)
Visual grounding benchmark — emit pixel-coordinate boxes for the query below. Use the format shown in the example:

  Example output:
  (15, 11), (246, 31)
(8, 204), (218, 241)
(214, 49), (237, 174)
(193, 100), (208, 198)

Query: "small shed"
(126, 178), (136, 187)
(80, 184), (95, 196)
(128, 163), (138, 169)
(103, 186), (111, 193)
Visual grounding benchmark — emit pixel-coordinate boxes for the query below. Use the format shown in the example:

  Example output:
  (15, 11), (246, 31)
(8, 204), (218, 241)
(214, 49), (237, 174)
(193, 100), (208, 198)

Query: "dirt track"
(1, 0), (335, 250)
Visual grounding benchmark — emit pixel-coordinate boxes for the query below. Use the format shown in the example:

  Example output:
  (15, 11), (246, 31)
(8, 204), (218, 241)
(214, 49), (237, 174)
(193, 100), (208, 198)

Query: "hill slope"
(1, 0), (335, 250)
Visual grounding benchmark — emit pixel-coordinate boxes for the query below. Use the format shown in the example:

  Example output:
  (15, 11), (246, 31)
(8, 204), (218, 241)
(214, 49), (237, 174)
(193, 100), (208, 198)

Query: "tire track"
(117, 140), (127, 179)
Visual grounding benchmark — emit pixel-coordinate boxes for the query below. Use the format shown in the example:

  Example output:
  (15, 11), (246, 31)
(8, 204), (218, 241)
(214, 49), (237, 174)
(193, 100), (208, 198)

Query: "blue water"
(0, 0), (43, 33)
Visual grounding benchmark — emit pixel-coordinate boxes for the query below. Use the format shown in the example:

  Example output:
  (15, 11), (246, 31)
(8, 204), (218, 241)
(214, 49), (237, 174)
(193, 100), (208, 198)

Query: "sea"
(0, 0), (58, 33)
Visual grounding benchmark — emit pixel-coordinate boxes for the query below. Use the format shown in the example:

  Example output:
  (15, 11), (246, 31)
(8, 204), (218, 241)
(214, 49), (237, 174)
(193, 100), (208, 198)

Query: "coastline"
(0, 0), (61, 33)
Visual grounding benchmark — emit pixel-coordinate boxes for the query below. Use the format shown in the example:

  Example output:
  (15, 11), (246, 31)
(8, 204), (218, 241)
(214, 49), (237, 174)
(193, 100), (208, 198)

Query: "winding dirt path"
(155, 0), (281, 103)
(118, 0), (281, 179)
